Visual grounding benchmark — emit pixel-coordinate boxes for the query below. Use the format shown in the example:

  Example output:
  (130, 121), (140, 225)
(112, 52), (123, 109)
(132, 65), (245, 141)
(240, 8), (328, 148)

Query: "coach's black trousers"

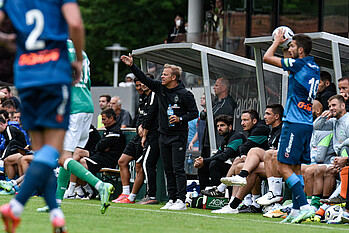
(159, 133), (187, 202)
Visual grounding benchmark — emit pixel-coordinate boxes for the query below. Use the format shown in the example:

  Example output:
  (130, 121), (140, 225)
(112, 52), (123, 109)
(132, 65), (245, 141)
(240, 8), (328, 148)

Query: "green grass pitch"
(0, 195), (348, 233)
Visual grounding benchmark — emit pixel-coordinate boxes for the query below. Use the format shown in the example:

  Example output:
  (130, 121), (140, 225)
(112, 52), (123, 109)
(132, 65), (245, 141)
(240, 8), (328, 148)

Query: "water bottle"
(167, 104), (175, 127)
(192, 188), (198, 198)
(187, 153), (193, 174)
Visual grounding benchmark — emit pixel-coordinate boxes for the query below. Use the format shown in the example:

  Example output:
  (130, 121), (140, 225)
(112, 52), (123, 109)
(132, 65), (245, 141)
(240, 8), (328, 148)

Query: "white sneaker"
(256, 191), (283, 206)
(211, 205), (239, 214)
(220, 175), (247, 187)
(160, 200), (174, 210)
(168, 199), (187, 210)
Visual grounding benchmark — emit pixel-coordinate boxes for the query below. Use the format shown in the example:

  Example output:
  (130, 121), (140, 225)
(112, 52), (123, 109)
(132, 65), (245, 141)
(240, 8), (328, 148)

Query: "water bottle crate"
(184, 151), (201, 175)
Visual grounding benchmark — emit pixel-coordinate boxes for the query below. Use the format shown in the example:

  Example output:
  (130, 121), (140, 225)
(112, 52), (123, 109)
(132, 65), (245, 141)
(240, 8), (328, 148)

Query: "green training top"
(67, 40), (94, 114)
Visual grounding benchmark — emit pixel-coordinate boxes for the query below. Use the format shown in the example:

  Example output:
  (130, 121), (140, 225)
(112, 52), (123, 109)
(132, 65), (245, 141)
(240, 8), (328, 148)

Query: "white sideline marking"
(61, 201), (349, 231)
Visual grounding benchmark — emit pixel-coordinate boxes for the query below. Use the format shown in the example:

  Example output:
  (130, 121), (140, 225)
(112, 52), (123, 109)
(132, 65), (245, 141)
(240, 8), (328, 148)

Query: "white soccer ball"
(324, 205), (343, 221)
(272, 26), (294, 49)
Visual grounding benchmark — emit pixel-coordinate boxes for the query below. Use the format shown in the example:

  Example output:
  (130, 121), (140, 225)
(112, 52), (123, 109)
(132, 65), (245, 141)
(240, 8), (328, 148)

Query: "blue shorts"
(18, 84), (71, 131)
(277, 122), (312, 165)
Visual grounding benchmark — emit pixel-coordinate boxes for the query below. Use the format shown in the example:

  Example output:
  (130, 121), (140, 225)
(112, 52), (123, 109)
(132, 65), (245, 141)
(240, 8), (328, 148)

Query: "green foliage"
(79, 0), (187, 85)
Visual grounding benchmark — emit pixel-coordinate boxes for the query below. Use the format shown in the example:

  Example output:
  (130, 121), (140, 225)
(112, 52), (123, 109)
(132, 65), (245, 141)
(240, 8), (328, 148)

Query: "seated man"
(109, 96), (132, 128)
(73, 108), (126, 178)
(207, 105), (283, 213)
(194, 114), (246, 187)
(200, 108), (270, 197)
(315, 71), (336, 110)
(0, 116), (27, 161)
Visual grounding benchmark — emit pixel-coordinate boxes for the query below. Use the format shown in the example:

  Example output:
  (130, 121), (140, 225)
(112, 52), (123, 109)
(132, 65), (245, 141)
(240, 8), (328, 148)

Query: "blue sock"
(42, 170), (58, 210)
(15, 162), (53, 205)
(297, 175), (304, 188)
(286, 173), (308, 208)
(15, 144), (60, 206)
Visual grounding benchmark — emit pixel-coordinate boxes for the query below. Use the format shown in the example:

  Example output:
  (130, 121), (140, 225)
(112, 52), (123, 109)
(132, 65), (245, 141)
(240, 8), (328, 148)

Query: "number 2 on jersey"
(25, 9), (45, 50)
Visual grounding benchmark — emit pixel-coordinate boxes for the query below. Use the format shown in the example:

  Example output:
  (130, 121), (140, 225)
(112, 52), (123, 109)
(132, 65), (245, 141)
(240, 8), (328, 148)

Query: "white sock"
(83, 183), (93, 194)
(75, 186), (84, 196)
(267, 177), (275, 194)
(252, 194), (261, 208)
(122, 185), (130, 195)
(56, 199), (62, 205)
(217, 183), (227, 193)
(320, 203), (329, 211)
(243, 194), (252, 206)
(290, 208), (300, 217)
(300, 204), (311, 211)
(273, 177), (283, 196)
(94, 181), (102, 190)
(67, 182), (76, 195)
(229, 196), (235, 204)
(128, 193), (137, 202)
(49, 208), (65, 222)
(9, 199), (24, 217)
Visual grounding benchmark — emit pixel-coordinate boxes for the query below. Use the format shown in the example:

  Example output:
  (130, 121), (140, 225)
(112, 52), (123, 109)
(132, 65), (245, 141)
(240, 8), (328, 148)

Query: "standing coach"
(121, 54), (198, 210)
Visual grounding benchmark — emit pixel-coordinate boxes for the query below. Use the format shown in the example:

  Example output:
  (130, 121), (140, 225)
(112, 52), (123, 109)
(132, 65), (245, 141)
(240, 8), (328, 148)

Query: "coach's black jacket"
(239, 121), (270, 156)
(130, 64), (198, 135)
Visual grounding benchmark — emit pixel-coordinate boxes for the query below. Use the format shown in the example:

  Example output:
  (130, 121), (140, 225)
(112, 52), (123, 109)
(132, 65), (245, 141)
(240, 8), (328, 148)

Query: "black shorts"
(85, 152), (117, 174)
(122, 134), (144, 162)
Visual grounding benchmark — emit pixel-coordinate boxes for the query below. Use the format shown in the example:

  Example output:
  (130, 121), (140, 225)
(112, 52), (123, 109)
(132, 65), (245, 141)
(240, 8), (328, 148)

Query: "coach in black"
(121, 54), (198, 210)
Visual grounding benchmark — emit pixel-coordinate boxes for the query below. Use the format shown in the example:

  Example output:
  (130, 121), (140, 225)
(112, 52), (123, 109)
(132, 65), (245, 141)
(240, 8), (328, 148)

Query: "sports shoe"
(220, 175), (247, 187)
(320, 195), (346, 204)
(98, 183), (115, 214)
(136, 196), (159, 205)
(75, 194), (85, 199)
(160, 200), (174, 210)
(327, 211), (343, 224)
(117, 198), (135, 204)
(168, 199), (187, 210)
(263, 209), (287, 218)
(0, 203), (21, 233)
(52, 216), (67, 233)
(280, 214), (296, 223)
(81, 192), (94, 200)
(0, 181), (14, 192)
(291, 209), (315, 223)
(256, 191), (283, 206)
(0, 189), (15, 195)
(63, 194), (76, 199)
(238, 205), (262, 213)
(37, 203), (61, 213)
(211, 205), (239, 214)
(342, 211), (349, 223)
(112, 194), (129, 203)
(313, 214), (322, 222)
(200, 187), (225, 197)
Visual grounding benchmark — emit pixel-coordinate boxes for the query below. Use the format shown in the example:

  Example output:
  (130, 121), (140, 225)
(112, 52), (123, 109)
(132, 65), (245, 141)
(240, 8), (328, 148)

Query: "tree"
(80, 0), (188, 86)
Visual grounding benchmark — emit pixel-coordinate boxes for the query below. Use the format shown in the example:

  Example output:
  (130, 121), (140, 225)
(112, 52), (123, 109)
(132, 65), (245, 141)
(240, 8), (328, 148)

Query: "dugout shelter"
(244, 31), (349, 103)
(132, 43), (287, 154)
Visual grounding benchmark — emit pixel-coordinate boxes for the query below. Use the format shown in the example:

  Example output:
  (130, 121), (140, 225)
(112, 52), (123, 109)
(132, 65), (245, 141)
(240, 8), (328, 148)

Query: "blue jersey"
(0, 0), (76, 89)
(281, 56), (320, 125)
